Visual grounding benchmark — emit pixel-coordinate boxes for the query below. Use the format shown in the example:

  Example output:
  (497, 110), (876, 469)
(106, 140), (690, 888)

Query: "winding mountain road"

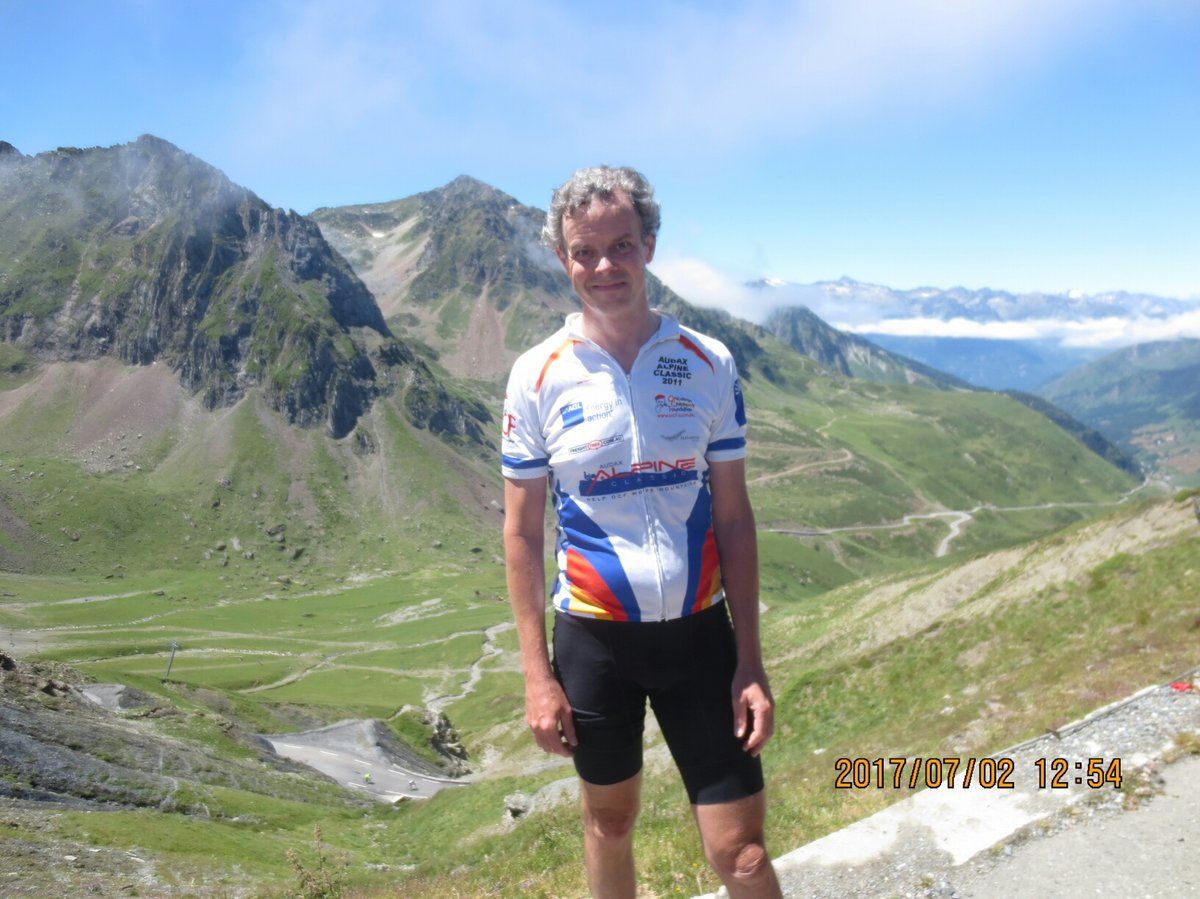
(772, 480), (1163, 558)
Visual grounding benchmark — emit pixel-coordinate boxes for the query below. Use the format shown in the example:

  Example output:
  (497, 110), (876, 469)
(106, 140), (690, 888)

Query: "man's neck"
(580, 304), (659, 373)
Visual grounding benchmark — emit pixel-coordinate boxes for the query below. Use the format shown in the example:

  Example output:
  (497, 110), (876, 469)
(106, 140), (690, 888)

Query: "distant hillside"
(1039, 339), (1200, 484)
(1000, 390), (1140, 476)
(860, 335), (1104, 391)
(764, 305), (969, 389)
(0, 136), (394, 436)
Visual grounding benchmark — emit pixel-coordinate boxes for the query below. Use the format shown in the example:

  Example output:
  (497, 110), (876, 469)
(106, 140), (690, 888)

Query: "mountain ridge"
(0, 135), (396, 436)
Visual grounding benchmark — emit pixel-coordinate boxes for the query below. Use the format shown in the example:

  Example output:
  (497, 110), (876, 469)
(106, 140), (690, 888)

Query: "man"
(502, 166), (780, 898)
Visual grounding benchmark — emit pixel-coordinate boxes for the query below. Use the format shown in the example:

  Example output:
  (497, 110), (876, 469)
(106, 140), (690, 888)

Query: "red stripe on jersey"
(677, 334), (715, 373)
(693, 527), (722, 612)
(535, 338), (580, 391)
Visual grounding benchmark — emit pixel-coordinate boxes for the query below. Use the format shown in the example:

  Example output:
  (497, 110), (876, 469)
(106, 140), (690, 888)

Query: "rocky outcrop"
(0, 652), (349, 812)
(0, 135), (392, 436)
(403, 361), (490, 443)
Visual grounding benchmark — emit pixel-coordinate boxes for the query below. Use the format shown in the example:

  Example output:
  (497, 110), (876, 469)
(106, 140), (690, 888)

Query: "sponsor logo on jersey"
(502, 411), (517, 437)
(654, 393), (695, 418)
(579, 457), (698, 497)
(567, 434), (624, 456)
(653, 355), (692, 386)
(561, 401), (584, 428)
(560, 398), (623, 429)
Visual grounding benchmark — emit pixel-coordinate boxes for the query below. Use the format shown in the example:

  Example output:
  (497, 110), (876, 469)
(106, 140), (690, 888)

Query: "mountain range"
(746, 276), (1199, 391)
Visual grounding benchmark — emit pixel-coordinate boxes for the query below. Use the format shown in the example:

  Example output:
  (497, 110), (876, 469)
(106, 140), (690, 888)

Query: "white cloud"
(649, 255), (766, 322)
(846, 310), (1200, 348)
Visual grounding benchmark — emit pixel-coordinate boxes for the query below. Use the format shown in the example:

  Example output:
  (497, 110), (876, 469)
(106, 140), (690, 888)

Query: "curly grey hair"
(542, 166), (661, 252)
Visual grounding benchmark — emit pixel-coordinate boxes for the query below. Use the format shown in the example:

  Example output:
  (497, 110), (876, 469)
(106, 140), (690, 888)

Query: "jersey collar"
(564, 310), (681, 349)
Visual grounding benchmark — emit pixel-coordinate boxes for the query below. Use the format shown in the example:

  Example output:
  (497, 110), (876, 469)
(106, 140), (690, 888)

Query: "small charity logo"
(655, 393), (696, 418)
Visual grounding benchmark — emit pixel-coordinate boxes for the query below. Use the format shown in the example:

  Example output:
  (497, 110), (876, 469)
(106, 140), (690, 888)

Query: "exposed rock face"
(0, 135), (394, 436)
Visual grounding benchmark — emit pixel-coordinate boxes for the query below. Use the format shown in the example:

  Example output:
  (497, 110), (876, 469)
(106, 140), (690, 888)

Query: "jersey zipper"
(586, 335), (670, 621)
(622, 361), (669, 621)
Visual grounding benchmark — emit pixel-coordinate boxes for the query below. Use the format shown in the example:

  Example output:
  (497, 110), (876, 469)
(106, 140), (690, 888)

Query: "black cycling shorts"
(551, 601), (764, 805)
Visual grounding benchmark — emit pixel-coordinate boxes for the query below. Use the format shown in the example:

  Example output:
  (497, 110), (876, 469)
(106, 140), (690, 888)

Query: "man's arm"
(708, 458), (774, 757)
(503, 475), (577, 756)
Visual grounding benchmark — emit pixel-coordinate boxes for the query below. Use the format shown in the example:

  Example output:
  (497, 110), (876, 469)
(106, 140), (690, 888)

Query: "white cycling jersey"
(502, 312), (747, 622)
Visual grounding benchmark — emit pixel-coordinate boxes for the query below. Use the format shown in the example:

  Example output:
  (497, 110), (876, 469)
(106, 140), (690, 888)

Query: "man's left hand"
(731, 661), (774, 757)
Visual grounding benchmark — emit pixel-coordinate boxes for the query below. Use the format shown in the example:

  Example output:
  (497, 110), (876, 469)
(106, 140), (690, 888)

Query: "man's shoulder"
(507, 322), (577, 388)
(665, 317), (737, 377)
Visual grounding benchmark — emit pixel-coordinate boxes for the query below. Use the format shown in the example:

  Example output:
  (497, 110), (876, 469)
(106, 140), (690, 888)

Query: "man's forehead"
(563, 192), (640, 240)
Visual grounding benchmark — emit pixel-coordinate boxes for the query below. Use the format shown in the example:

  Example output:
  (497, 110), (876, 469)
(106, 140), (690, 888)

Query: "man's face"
(556, 191), (656, 318)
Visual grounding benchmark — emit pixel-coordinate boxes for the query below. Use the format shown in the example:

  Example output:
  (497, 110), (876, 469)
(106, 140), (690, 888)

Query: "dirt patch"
(442, 284), (512, 381)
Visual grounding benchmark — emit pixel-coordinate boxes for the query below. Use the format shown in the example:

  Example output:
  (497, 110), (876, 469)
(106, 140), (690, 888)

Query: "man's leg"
(693, 790), (781, 899)
(580, 772), (642, 899)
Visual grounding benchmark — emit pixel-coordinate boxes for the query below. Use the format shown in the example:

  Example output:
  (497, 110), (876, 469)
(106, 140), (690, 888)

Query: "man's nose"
(595, 254), (616, 272)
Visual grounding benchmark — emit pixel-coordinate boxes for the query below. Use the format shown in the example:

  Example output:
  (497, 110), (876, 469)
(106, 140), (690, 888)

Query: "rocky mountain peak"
(0, 141), (20, 158)
(0, 136), (395, 436)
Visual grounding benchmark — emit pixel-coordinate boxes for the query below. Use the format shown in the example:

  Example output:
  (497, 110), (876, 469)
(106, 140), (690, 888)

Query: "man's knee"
(707, 839), (771, 883)
(582, 803), (638, 843)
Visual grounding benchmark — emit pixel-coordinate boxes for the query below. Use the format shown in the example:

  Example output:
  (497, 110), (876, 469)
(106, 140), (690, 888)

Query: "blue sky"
(3, 0), (1198, 313)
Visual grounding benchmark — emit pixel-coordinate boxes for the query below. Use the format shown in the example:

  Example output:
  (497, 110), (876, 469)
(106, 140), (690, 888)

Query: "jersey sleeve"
(705, 350), (747, 463)
(500, 362), (550, 479)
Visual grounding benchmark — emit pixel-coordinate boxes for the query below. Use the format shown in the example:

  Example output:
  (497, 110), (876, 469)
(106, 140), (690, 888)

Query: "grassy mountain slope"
(1039, 339), (1200, 485)
(0, 356), (497, 582)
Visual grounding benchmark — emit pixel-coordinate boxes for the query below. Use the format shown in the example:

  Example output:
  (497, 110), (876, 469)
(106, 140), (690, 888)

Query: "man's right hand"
(525, 677), (578, 757)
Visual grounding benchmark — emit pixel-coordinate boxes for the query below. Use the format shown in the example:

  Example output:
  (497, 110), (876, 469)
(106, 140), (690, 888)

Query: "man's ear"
(643, 233), (656, 264)
(555, 245), (569, 272)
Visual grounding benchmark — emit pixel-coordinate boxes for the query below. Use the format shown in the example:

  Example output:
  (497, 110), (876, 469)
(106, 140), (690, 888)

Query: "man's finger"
(559, 706), (578, 748)
(534, 724), (572, 757)
(744, 701), (774, 756)
(732, 691), (749, 740)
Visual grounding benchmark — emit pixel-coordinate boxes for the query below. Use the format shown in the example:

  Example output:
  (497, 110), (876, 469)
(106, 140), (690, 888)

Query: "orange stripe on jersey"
(677, 334), (715, 373)
(565, 548), (629, 621)
(692, 528), (723, 612)
(535, 338), (580, 391)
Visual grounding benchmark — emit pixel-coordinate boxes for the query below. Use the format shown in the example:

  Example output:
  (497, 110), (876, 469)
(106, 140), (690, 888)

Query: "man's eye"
(573, 248), (595, 262)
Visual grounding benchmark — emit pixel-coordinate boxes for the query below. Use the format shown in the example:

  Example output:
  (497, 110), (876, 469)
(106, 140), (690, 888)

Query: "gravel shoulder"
(732, 673), (1200, 899)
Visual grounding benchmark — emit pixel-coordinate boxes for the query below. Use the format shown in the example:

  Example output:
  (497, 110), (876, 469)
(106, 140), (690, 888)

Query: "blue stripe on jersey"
(706, 437), (746, 454)
(554, 486), (641, 621)
(681, 479), (713, 616)
(579, 467), (698, 497)
(502, 454), (550, 470)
